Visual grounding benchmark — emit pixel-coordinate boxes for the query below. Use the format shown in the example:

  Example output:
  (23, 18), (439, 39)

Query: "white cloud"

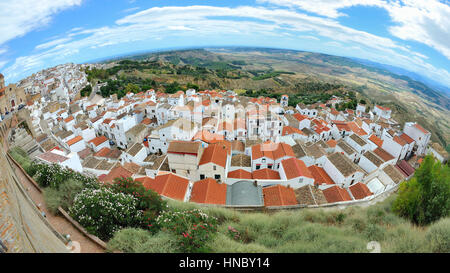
(35, 37), (72, 50)
(0, 48), (7, 55)
(260, 0), (450, 60)
(298, 35), (320, 40)
(257, 0), (386, 18)
(0, 0), (83, 45)
(3, 4), (450, 87)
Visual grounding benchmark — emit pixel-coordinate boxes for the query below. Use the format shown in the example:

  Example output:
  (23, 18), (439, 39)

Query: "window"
(213, 165), (216, 171)
(256, 165), (260, 170)
(215, 174), (221, 180)
(200, 174), (205, 180)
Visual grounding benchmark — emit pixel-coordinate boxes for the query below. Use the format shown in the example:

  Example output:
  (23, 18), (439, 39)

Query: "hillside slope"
(96, 47), (450, 148)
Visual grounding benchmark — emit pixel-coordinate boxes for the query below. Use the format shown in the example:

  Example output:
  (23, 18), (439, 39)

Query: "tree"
(80, 84), (92, 97)
(124, 83), (140, 94)
(392, 155), (450, 225)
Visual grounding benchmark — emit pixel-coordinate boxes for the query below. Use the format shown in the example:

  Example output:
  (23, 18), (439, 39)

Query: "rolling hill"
(94, 47), (450, 149)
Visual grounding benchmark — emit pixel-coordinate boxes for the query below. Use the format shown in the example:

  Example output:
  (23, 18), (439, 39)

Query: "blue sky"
(0, 0), (449, 88)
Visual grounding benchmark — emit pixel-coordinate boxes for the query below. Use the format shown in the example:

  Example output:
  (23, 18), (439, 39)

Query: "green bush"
(107, 228), (179, 253)
(43, 178), (85, 214)
(156, 208), (218, 253)
(43, 187), (63, 215)
(426, 218), (450, 253)
(69, 188), (144, 240)
(109, 177), (166, 232)
(392, 155), (450, 225)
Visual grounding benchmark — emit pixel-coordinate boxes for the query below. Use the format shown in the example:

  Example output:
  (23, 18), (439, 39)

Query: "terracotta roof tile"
(322, 185), (352, 203)
(227, 169), (252, 179)
(399, 133), (414, 144)
(190, 178), (227, 205)
(99, 165), (133, 184)
(281, 158), (313, 179)
(66, 135), (83, 146)
(89, 135), (108, 146)
(199, 143), (230, 168)
(263, 185), (298, 207)
(373, 147), (394, 162)
(308, 165), (335, 186)
(349, 182), (373, 200)
(142, 173), (189, 201)
(368, 134), (383, 148)
(252, 168), (280, 180)
(251, 141), (295, 160)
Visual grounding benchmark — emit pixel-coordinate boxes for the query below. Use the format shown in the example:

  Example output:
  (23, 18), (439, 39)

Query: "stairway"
(10, 128), (43, 159)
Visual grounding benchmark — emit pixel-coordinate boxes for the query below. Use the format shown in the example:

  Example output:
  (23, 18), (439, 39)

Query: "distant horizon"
(1, 1), (449, 89)
(60, 45), (450, 98)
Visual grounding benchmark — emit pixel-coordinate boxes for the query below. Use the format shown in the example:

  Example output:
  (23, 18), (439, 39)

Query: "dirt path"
(9, 158), (105, 253)
(4, 125), (104, 253)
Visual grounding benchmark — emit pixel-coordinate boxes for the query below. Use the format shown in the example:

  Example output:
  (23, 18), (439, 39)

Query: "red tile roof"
(414, 123), (429, 134)
(251, 141), (295, 160)
(322, 185), (352, 203)
(63, 116), (74, 123)
(66, 135), (83, 146)
(347, 121), (367, 136)
(375, 105), (391, 111)
(393, 135), (408, 146)
(368, 134), (383, 148)
(141, 117), (153, 125)
(89, 135), (108, 146)
(37, 151), (69, 163)
(99, 165), (133, 184)
(292, 113), (308, 122)
(373, 147), (395, 162)
(190, 178), (227, 205)
(94, 147), (112, 157)
(281, 158), (313, 179)
(263, 185), (298, 207)
(399, 133), (414, 144)
(349, 182), (373, 200)
(396, 160), (415, 177)
(282, 126), (305, 136)
(142, 173), (189, 201)
(199, 143), (230, 168)
(308, 165), (335, 186)
(252, 168), (280, 180)
(192, 130), (224, 143)
(326, 139), (337, 148)
(227, 169), (252, 179)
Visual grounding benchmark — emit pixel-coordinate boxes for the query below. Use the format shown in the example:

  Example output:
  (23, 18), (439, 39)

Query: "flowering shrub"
(33, 163), (99, 190)
(69, 188), (144, 240)
(109, 177), (166, 233)
(156, 209), (218, 252)
(227, 225), (242, 242)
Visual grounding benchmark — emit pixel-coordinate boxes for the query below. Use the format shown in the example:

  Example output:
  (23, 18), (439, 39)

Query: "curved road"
(4, 126), (104, 253)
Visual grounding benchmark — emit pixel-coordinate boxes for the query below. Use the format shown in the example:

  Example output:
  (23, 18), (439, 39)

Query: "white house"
(323, 152), (364, 188)
(66, 135), (86, 153)
(403, 122), (431, 156)
(279, 157), (314, 189)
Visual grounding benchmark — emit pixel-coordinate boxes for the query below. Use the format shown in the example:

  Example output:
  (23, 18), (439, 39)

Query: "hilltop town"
(2, 65), (448, 209)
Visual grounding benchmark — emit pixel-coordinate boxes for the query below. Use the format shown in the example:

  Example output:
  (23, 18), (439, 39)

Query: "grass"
(140, 196), (447, 253)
